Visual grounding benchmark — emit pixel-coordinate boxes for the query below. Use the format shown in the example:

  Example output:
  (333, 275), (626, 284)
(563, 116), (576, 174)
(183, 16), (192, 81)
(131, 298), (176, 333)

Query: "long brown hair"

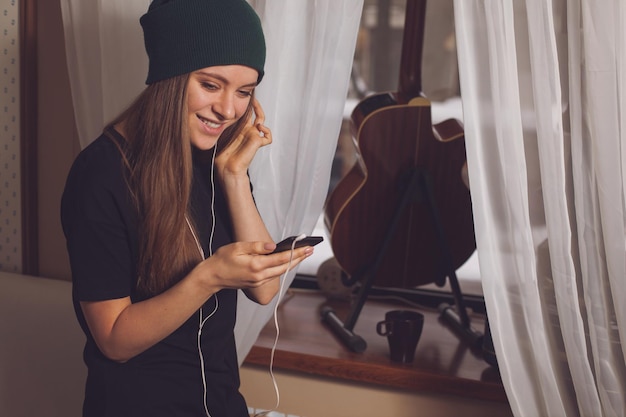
(108, 73), (254, 297)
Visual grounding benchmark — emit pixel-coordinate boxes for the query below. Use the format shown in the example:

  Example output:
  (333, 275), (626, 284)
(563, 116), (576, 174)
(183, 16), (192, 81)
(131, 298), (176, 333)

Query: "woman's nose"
(213, 93), (236, 120)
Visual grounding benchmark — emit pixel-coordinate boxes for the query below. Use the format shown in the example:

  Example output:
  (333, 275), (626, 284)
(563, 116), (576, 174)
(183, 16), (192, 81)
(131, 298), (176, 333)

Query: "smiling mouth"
(197, 115), (222, 129)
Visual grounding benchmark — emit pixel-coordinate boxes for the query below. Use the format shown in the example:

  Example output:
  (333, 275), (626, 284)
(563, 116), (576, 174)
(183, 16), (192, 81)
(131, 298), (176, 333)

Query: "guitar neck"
(397, 0), (427, 101)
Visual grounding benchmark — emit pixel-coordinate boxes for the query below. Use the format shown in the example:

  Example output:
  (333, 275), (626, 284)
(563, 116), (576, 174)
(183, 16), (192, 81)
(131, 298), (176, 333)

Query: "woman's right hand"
(192, 240), (313, 300)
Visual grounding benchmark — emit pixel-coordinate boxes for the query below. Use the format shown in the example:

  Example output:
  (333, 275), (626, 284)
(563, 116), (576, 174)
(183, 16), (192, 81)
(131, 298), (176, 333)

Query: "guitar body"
(324, 92), (475, 288)
(324, 0), (475, 289)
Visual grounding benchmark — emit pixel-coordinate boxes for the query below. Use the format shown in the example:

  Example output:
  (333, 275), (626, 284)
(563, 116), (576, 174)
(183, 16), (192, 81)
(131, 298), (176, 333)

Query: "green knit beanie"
(140, 0), (266, 85)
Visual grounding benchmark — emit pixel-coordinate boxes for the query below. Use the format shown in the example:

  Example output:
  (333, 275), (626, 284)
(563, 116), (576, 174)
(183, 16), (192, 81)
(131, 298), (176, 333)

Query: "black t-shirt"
(61, 130), (249, 417)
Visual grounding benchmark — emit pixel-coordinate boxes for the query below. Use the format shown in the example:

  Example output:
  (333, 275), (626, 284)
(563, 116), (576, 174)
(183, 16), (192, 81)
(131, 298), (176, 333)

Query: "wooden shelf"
(244, 289), (507, 403)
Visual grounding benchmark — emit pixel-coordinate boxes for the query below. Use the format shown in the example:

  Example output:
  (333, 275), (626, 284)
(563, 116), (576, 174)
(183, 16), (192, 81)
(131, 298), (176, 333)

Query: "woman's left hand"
(215, 97), (271, 180)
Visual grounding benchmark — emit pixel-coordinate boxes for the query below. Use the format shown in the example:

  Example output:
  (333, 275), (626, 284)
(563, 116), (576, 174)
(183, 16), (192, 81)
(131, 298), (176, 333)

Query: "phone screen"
(271, 235), (323, 253)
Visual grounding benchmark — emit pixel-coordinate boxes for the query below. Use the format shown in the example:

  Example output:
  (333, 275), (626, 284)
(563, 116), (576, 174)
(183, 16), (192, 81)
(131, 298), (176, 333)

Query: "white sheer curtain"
(59, 0), (363, 362)
(454, 1), (626, 416)
(60, 0), (150, 146)
(237, 0), (363, 358)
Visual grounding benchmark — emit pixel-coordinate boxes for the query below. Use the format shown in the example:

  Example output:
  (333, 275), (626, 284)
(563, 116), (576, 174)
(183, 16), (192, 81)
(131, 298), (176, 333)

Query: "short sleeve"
(61, 136), (138, 302)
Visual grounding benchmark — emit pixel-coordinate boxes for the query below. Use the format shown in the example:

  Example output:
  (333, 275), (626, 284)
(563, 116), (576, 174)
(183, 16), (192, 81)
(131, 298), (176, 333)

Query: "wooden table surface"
(244, 288), (507, 403)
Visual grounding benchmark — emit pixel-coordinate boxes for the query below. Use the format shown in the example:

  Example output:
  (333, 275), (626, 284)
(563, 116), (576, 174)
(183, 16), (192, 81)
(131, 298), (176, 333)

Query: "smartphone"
(271, 235), (324, 254)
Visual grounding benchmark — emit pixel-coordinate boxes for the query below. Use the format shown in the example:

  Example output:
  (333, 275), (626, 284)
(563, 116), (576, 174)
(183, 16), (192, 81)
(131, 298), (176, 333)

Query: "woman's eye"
(238, 90), (253, 98)
(201, 82), (218, 90)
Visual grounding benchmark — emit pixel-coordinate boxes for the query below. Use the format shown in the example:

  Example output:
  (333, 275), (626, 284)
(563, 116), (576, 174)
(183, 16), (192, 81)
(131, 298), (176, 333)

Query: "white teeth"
(199, 116), (220, 128)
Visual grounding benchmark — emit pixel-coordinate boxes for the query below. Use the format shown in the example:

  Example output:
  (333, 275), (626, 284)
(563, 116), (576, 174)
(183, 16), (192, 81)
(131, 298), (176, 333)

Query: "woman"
(61, 1), (314, 416)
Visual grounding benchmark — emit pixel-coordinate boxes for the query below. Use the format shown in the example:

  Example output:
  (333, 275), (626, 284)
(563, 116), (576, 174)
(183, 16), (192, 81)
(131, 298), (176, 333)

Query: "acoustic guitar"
(324, 0), (475, 290)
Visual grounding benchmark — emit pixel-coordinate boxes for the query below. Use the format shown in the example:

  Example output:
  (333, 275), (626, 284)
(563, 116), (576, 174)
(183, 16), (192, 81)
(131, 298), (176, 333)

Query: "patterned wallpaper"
(0, 0), (21, 273)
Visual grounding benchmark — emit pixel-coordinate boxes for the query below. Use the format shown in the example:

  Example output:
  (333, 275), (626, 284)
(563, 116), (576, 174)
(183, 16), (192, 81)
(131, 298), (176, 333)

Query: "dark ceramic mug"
(376, 310), (424, 363)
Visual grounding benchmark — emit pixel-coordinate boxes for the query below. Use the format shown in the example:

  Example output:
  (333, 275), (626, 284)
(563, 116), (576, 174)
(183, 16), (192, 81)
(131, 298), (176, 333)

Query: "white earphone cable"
(189, 144), (219, 417)
(192, 143), (303, 416)
(253, 235), (302, 417)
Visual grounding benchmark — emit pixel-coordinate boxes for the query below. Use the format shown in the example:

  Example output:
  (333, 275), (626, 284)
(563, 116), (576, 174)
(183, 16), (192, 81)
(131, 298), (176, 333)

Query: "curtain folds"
(59, 0), (363, 363)
(454, 1), (626, 416)
(237, 0), (363, 358)
(60, 0), (150, 147)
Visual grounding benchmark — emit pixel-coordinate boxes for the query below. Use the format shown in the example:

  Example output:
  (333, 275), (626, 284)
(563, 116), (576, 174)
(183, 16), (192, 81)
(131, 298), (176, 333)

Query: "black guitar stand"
(320, 166), (483, 353)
